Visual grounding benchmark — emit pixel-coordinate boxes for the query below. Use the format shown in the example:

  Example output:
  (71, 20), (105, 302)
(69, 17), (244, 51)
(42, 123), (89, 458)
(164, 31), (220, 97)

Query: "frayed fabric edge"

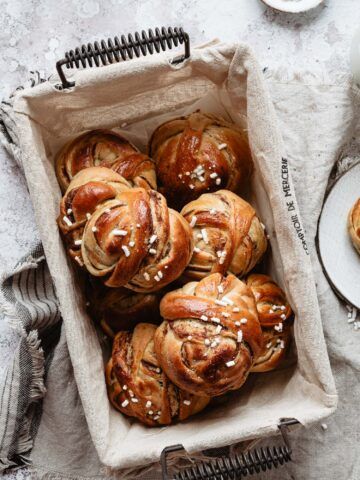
(26, 329), (46, 401)
(0, 253), (46, 472)
(0, 329), (46, 473)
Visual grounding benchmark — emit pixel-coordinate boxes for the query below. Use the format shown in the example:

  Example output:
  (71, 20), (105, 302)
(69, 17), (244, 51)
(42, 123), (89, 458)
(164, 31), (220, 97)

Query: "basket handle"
(160, 418), (299, 480)
(55, 26), (190, 90)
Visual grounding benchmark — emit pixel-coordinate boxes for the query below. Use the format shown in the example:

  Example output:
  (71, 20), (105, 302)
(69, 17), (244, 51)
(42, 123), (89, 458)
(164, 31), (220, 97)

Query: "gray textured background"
(0, 0), (359, 478)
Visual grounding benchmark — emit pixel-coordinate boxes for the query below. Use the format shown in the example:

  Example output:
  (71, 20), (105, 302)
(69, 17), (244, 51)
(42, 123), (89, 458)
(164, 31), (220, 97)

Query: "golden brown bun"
(87, 281), (161, 336)
(58, 167), (131, 265)
(80, 184), (193, 291)
(105, 323), (210, 426)
(149, 111), (253, 209)
(250, 324), (291, 373)
(154, 273), (262, 397)
(181, 190), (267, 280)
(348, 198), (360, 255)
(245, 274), (293, 328)
(56, 129), (156, 192)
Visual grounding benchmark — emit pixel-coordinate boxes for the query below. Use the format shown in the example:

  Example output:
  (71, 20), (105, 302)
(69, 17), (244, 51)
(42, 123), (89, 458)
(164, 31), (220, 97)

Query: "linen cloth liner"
(0, 43), (344, 478)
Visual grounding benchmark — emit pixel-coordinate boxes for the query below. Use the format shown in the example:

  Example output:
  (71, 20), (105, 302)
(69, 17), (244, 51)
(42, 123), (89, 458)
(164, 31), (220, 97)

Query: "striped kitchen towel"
(0, 73), (61, 471)
(0, 243), (61, 471)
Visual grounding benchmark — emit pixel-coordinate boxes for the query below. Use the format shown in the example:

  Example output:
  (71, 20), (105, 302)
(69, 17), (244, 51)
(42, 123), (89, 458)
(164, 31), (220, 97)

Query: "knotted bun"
(245, 274), (293, 328)
(154, 273), (262, 397)
(106, 323), (210, 426)
(250, 324), (291, 373)
(246, 274), (293, 373)
(87, 281), (161, 337)
(58, 167), (131, 265)
(149, 111), (252, 208)
(56, 129), (156, 192)
(81, 188), (193, 291)
(181, 190), (267, 280)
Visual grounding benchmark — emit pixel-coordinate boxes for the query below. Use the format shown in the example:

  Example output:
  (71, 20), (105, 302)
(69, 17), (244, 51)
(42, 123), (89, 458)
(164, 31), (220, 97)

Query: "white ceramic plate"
(317, 162), (360, 308)
(261, 0), (324, 13)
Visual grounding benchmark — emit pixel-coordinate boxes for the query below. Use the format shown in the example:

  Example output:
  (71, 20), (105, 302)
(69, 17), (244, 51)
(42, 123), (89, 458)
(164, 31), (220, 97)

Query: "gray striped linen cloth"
(0, 74), (60, 472)
(0, 243), (61, 471)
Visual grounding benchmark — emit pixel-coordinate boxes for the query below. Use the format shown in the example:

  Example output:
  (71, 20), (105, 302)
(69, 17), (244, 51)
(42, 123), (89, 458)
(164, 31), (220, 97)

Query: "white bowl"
(261, 0), (324, 13)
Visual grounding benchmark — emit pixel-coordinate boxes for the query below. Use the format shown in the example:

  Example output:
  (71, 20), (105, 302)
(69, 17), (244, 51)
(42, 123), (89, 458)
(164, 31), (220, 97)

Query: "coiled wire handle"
(160, 418), (298, 480)
(56, 27), (190, 89)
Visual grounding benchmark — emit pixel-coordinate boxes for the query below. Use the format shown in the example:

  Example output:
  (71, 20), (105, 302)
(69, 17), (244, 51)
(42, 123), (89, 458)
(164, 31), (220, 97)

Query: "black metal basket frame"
(160, 418), (298, 480)
(55, 26), (300, 479)
(56, 26), (190, 89)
